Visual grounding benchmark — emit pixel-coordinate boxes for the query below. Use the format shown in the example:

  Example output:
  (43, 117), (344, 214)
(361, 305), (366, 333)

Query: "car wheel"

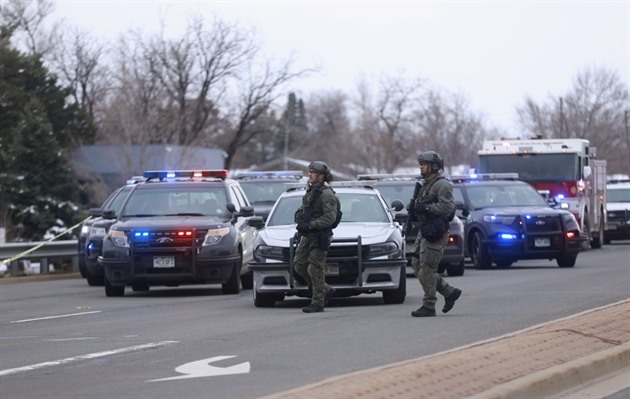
(556, 253), (577, 268)
(253, 278), (280, 307)
(383, 266), (406, 304)
(240, 271), (253, 290)
(104, 276), (124, 297)
(86, 273), (104, 287)
(131, 283), (150, 292)
(590, 213), (604, 249)
(446, 259), (465, 276)
(472, 232), (491, 269)
(222, 255), (242, 295)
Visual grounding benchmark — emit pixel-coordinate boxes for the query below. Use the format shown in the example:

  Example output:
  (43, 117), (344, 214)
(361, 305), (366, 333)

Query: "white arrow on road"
(148, 356), (251, 382)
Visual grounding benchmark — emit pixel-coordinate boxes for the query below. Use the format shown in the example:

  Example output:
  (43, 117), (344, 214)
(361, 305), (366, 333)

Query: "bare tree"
(516, 65), (629, 173)
(1, 0), (57, 55)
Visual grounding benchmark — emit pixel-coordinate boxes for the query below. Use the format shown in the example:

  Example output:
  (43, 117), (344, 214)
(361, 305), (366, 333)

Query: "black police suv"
(97, 170), (255, 297)
(233, 170), (305, 221)
(451, 174), (587, 269)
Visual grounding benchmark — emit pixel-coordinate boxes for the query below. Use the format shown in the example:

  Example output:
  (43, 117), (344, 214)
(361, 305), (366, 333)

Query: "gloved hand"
(296, 222), (310, 233)
(415, 202), (429, 214)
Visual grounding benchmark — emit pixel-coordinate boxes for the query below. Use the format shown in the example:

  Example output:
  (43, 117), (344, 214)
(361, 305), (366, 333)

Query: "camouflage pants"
(411, 232), (455, 310)
(294, 234), (332, 306)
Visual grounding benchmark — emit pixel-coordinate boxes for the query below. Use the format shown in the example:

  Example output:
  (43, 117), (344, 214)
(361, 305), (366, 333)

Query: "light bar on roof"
(448, 173), (519, 182)
(143, 170), (229, 180)
(357, 173), (421, 181)
(235, 170), (303, 179)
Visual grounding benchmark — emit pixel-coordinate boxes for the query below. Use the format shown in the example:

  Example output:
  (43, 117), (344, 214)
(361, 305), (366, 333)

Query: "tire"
(86, 273), (104, 287)
(222, 255), (242, 295)
(590, 213), (604, 249)
(131, 283), (150, 292)
(447, 259), (465, 276)
(471, 232), (492, 269)
(383, 266), (406, 304)
(253, 278), (280, 308)
(556, 253), (577, 268)
(104, 277), (125, 297)
(240, 271), (253, 290)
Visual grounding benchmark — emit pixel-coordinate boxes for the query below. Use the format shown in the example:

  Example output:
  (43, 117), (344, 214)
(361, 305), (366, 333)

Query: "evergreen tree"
(0, 32), (95, 241)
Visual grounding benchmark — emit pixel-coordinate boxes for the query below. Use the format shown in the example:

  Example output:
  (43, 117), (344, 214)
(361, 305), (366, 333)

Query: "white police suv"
(246, 181), (407, 307)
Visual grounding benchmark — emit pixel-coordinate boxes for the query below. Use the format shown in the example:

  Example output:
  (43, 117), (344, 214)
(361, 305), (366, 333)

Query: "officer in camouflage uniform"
(408, 151), (462, 317)
(294, 161), (339, 313)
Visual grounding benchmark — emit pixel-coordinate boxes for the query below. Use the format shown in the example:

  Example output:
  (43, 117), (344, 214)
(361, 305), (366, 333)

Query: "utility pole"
(626, 110), (629, 174)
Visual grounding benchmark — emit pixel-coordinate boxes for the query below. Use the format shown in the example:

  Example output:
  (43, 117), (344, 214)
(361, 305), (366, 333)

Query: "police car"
(604, 178), (630, 243)
(97, 170), (255, 297)
(451, 173), (586, 268)
(233, 171), (305, 221)
(246, 181), (407, 307)
(357, 174), (466, 277)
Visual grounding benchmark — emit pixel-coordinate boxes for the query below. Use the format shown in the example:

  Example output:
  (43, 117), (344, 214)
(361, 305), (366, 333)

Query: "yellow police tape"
(0, 216), (92, 266)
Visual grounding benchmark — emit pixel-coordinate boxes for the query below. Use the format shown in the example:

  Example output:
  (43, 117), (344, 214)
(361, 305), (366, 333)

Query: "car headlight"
(109, 230), (129, 248)
(254, 245), (286, 261)
(81, 225), (89, 235)
(90, 226), (107, 237)
(203, 227), (230, 246)
(368, 241), (400, 258)
(483, 215), (516, 225)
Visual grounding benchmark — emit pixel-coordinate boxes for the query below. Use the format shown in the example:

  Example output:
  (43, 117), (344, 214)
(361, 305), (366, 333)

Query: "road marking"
(9, 311), (102, 323)
(0, 341), (179, 376)
(148, 356), (251, 382)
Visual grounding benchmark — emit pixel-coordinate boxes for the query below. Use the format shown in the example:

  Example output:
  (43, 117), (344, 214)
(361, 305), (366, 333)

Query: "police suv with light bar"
(246, 181), (407, 307)
(97, 170), (255, 297)
(451, 173), (587, 269)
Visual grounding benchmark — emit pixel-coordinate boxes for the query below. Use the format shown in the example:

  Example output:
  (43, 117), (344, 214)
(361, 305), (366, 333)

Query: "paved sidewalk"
(263, 299), (630, 399)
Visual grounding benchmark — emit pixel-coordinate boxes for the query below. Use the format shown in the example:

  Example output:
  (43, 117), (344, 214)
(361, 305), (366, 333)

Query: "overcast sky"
(51, 0), (629, 133)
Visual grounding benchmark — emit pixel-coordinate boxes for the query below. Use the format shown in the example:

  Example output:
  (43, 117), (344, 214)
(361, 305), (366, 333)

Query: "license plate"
(534, 238), (550, 247)
(153, 256), (175, 268)
(325, 263), (339, 275)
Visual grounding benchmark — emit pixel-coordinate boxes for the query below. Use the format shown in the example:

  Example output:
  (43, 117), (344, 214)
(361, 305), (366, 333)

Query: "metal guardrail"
(0, 240), (79, 275)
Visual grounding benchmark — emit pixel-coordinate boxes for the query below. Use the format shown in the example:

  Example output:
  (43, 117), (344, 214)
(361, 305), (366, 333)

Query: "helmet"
(417, 151), (444, 173)
(308, 161), (332, 182)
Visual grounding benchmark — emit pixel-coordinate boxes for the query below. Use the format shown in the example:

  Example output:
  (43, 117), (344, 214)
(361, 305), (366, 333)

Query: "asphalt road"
(1, 242), (628, 399)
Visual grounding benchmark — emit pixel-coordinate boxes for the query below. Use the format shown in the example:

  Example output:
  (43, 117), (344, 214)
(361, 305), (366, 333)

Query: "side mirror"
(394, 213), (408, 225)
(583, 165), (592, 179)
(390, 200), (404, 212)
(88, 207), (102, 217)
(102, 209), (116, 219)
(246, 216), (265, 229)
(455, 201), (469, 218)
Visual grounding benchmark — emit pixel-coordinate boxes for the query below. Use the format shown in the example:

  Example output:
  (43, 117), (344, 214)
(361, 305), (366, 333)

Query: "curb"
(0, 273), (81, 284)
(469, 344), (630, 399)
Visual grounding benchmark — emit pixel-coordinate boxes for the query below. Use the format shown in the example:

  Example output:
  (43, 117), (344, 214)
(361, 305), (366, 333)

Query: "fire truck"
(477, 138), (607, 249)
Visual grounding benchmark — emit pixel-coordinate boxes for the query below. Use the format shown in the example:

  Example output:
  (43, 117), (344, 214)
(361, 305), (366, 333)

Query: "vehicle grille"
(523, 215), (561, 233)
(327, 245), (370, 258)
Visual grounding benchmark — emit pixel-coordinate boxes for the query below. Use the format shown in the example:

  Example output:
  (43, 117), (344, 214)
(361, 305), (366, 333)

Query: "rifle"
(294, 187), (323, 244)
(404, 180), (423, 237)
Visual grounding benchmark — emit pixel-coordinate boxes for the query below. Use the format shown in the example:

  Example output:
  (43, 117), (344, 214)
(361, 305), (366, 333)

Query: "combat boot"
(302, 303), (324, 313)
(442, 288), (462, 313)
(411, 306), (436, 317)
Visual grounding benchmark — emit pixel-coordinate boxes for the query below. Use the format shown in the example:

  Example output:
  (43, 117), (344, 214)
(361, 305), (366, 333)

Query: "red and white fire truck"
(477, 138), (607, 248)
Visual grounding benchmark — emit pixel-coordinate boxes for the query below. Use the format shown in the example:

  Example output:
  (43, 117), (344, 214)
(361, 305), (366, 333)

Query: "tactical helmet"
(417, 151), (444, 173)
(308, 161), (333, 182)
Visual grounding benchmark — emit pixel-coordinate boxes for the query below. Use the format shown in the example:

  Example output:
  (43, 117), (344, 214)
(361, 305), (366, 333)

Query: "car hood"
(114, 216), (229, 230)
(259, 223), (397, 247)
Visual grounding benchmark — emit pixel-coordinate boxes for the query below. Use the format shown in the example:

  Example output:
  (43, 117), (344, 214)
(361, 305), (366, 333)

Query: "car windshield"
(239, 181), (288, 205)
(607, 188), (630, 203)
(267, 192), (389, 226)
(122, 187), (228, 217)
(373, 184), (415, 206)
(464, 184), (549, 209)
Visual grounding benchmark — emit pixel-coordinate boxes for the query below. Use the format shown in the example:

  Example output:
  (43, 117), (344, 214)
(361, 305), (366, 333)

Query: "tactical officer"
(408, 151), (462, 317)
(294, 161), (339, 313)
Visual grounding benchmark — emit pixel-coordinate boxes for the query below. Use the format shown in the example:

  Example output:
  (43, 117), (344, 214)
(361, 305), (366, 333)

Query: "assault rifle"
(404, 180), (423, 237)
